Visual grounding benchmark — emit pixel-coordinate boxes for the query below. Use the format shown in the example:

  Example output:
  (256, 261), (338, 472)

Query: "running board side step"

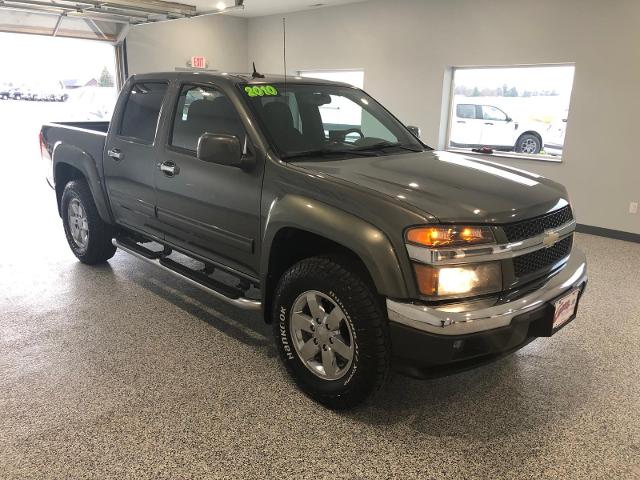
(112, 238), (262, 312)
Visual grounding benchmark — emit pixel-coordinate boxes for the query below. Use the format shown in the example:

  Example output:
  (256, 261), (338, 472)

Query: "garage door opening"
(0, 31), (118, 233)
(0, 32), (118, 160)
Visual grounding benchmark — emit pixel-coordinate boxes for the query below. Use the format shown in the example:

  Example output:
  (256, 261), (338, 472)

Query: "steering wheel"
(340, 128), (365, 142)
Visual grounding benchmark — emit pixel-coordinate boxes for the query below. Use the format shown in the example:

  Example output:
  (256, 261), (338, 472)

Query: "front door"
(154, 83), (263, 278)
(103, 81), (168, 236)
(479, 105), (514, 148)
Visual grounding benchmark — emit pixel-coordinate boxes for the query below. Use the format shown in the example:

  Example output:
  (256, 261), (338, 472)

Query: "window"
(298, 70), (365, 141)
(456, 104), (476, 119)
(119, 82), (167, 144)
(482, 105), (508, 122)
(448, 65), (575, 158)
(242, 83), (422, 159)
(298, 70), (364, 89)
(171, 85), (245, 152)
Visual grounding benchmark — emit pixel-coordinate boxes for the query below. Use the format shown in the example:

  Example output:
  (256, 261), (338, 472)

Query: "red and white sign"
(191, 56), (206, 69)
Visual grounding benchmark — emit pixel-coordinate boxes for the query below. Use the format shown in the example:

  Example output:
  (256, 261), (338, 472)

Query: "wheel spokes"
(291, 312), (315, 333)
(306, 293), (324, 320)
(321, 347), (337, 377)
(330, 335), (353, 361)
(299, 338), (320, 360)
(326, 307), (344, 330)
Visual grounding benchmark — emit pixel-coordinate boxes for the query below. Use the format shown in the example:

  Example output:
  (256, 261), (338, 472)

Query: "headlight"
(406, 226), (495, 248)
(413, 262), (502, 299)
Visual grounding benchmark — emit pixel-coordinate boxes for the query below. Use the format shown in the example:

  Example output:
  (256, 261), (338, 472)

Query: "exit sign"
(191, 56), (206, 69)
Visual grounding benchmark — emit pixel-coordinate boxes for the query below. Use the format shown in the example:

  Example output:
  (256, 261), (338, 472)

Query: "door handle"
(484, 122), (494, 125)
(107, 148), (123, 161)
(457, 120), (466, 124)
(159, 161), (179, 177)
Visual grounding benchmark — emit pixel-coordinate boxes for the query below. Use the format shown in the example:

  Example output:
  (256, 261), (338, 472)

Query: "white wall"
(126, 14), (248, 75)
(248, 0), (640, 234)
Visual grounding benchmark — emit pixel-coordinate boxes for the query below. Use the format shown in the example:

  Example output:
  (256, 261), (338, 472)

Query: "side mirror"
(506, 116), (513, 123)
(197, 133), (248, 169)
(407, 125), (421, 138)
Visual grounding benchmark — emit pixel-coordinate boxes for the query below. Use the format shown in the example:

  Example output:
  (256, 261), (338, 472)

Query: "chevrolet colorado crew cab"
(41, 72), (587, 409)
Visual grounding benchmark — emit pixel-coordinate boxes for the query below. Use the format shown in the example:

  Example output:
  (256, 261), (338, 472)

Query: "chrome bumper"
(387, 247), (587, 336)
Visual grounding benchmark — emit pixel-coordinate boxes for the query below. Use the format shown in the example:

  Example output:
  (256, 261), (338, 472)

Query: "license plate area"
(552, 288), (580, 332)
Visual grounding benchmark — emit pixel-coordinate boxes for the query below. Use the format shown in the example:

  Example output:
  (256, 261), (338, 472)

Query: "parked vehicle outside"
(40, 72), (587, 409)
(450, 102), (546, 154)
(544, 111), (568, 156)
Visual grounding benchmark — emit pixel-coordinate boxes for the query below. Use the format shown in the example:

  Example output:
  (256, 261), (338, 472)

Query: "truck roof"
(129, 71), (352, 88)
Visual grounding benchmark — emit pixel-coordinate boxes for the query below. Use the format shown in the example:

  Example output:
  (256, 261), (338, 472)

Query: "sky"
(454, 65), (575, 96)
(0, 32), (116, 87)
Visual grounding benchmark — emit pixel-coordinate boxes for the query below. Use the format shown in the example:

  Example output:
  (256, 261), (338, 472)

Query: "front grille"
(513, 235), (573, 278)
(502, 206), (573, 243)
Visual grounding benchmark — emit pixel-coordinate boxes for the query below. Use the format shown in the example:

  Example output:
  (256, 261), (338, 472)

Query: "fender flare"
(52, 142), (113, 223)
(261, 195), (409, 299)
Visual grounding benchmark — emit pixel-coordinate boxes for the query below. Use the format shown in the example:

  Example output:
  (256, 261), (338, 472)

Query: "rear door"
(450, 104), (482, 146)
(154, 83), (264, 278)
(103, 81), (168, 235)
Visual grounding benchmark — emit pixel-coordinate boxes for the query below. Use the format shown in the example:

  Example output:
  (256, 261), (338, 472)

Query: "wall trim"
(576, 224), (640, 244)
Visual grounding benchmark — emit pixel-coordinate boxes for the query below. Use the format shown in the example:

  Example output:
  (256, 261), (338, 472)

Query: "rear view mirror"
(407, 125), (421, 138)
(197, 133), (248, 169)
(303, 92), (332, 106)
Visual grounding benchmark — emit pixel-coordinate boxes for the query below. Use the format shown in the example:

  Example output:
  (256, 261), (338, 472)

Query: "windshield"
(240, 83), (424, 159)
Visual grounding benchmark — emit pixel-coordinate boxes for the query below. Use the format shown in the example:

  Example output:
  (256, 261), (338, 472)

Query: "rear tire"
(515, 133), (541, 154)
(61, 179), (116, 265)
(272, 255), (390, 410)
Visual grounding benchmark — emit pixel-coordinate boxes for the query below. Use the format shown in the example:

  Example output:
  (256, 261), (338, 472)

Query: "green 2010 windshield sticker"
(245, 85), (278, 97)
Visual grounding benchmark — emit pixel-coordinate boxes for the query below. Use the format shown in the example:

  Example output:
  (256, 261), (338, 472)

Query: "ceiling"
(186, 0), (368, 17)
(0, 0), (367, 42)
(0, 0), (198, 41)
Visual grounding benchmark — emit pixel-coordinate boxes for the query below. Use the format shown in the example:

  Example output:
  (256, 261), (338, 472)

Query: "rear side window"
(456, 104), (476, 119)
(119, 82), (168, 144)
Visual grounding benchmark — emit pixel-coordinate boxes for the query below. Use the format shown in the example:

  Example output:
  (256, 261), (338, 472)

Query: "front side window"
(119, 82), (167, 144)
(171, 85), (245, 153)
(482, 105), (508, 121)
(241, 83), (423, 159)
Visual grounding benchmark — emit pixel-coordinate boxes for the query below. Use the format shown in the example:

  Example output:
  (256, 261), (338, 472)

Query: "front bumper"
(386, 247), (588, 377)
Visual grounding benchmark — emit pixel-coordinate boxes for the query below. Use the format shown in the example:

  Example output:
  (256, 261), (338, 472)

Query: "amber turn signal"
(406, 226), (495, 248)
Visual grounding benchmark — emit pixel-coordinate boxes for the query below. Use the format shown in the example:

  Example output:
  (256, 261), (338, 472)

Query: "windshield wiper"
(281, 148), (380, 160)
(352, 141), (423, 153)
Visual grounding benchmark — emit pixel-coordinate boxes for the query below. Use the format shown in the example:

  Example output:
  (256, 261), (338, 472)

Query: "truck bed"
(41, 121), (110, 188)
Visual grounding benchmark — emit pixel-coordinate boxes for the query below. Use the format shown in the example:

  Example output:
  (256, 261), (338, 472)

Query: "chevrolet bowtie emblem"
(543, 229), (560, 247)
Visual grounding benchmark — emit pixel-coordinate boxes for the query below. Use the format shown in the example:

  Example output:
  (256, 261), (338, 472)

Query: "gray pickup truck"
(41, 72), (587, 409)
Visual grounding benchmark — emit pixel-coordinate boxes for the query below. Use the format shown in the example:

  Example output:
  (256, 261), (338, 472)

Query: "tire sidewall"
(273, 261), (383, 404)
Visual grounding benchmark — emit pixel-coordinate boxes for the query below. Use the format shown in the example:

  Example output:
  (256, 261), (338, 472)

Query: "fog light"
(414, 262), (502, 298)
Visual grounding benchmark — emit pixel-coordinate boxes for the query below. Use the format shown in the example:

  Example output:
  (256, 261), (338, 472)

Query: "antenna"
(252, 62), (264, 79)
(283, 17), (287, 91)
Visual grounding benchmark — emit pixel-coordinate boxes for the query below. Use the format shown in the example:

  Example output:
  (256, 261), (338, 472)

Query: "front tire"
(515, 133), (541, 154)
(61, 179), (116, 265)
(272, 256), (390, 409)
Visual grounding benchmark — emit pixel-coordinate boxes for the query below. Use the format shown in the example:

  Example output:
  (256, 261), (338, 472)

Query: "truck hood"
(293, 150), (569, 224)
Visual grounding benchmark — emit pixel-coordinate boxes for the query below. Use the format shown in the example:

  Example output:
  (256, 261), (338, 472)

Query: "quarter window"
(119, 82), (167, 144)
